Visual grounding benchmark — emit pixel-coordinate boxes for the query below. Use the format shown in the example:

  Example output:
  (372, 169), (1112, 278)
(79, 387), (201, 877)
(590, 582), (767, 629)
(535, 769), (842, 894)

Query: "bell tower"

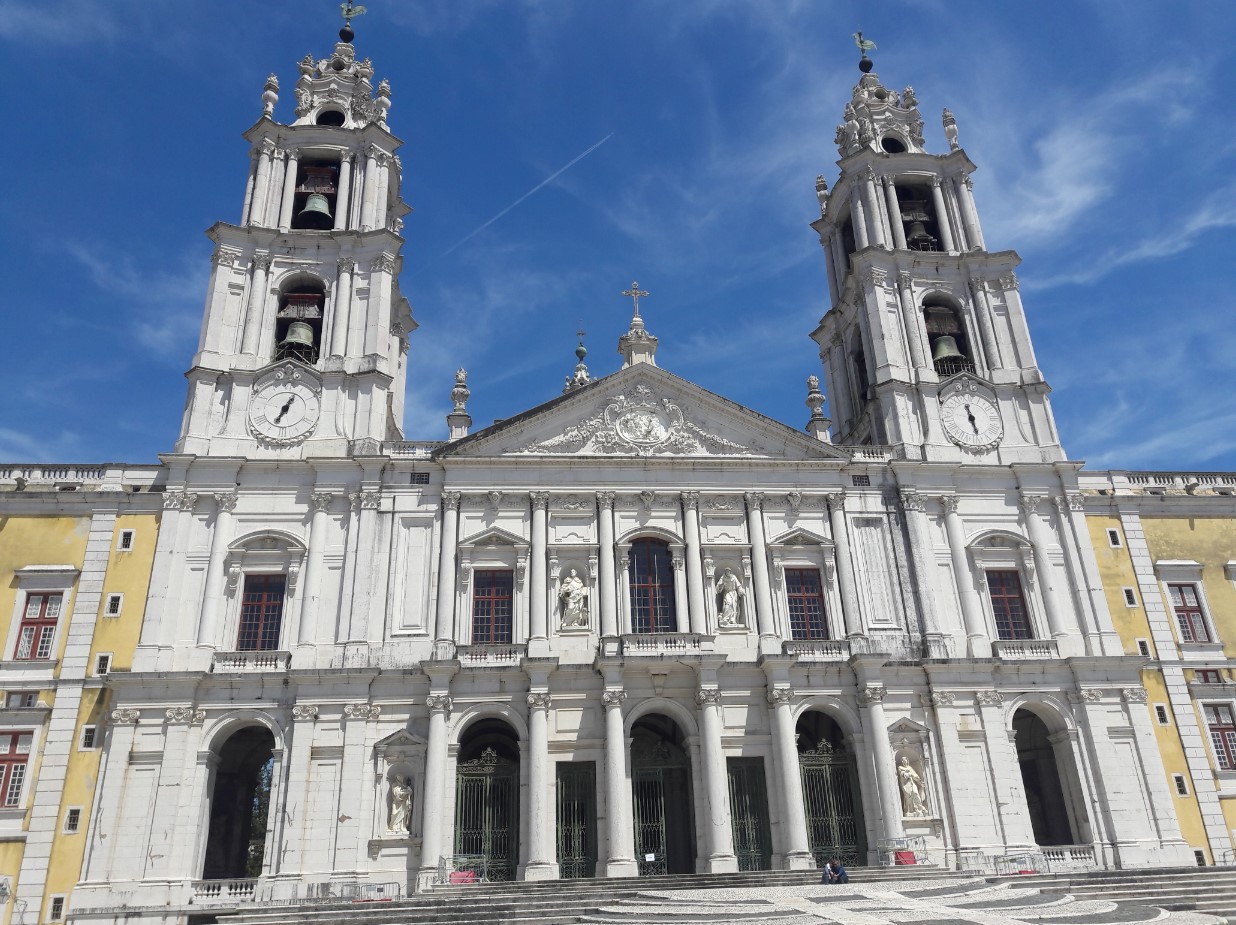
(176, 10), (414, 458)
(810, 43), (1061, 463)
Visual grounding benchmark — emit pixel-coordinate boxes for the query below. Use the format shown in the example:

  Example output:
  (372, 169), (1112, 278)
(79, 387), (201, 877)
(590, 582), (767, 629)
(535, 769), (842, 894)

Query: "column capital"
(857, 685), (887, 706)
(596, 490), (616, 510)
(937, 494), (959, 515)
(441, 491), (462, 510)
(1069, 688), (1104, 705)
(110, 708), (140, 725)
(530, 491), (551, 511)
(426, 694), (453, 715)
(1018, 493), (1045, 516)
(975, 689), (1004, 706)
(1122, 687), (1149, 704)
(351, 490), (382, 511)
(681, 490), (700, 510)
(601, 689), (627, 709)
(928, 175), (942, 189)
(291, 704), (320, 721)
(344, 702), (381, 721)
(924, 690), (956, 707)
(527, 691), (552, 711)
(214, 491), (239, 513)
(164, 706), (205, 724)
(310, 491), (335, 512)
(251, 253), (273, 272)
(695, 688), (723, 706)
(766, 686), (795, 705)
(823, 490), (846, 510)
(895, 270), (914, 291)
(371, 253), (397, 274)
(963, 176), (975, 191)
(744, 490), (765, 510)
(337, 256), (356, 274)
(898, 489), (925, 512)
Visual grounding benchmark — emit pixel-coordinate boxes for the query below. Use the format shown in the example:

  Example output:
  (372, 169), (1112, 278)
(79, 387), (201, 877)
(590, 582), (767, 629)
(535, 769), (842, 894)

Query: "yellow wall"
(1140, 516), (1236, 657)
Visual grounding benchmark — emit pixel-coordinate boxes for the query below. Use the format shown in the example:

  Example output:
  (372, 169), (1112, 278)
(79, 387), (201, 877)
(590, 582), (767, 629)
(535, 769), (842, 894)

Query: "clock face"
(248, 372), (321, 445)
(940, 391), (1003, 450)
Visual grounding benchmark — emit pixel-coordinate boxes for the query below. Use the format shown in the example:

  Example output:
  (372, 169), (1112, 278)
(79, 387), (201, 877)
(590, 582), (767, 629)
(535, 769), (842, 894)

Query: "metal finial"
(622, 281), (649, 319)
(339, 1), (368, 41)
(575, 328), (587, 360)
(853, 31), (876, 72)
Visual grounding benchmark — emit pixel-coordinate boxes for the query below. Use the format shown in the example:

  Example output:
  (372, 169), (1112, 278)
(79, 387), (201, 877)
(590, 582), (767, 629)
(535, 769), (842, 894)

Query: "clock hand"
(964, 403), (979, 433)
(273, 396), (296, 424)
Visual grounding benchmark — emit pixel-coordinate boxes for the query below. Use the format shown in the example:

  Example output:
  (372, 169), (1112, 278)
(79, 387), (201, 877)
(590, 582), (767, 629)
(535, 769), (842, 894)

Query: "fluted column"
(197, 491), (237, 648)
(850, 190), (869, 250)
(696, 688), (738, 871)
(882, 176), (907, 249)
(928, 177), (956, 252)
(277, 149), (300, 231)
(955, 175), (984, 250)
(419, 695), (452, 882)
(744, 492), (776, 638)
(360, 145), (380, 231)
(681, 492), (708, 634)
(525, 692), (556, 878)
(969, 278), (1003, 371)
(297, 492), (332, 647)
(768, 687), (812, 867)
(597, 492), (618, 638)
(859, 685), (904, 839)
(863, 170), (887, 248)
(333, 154), (353, 232)
(248, 140), (276, 226)
(824, 492), (862, 636)
(239, 254), (272, 357)
(895, 271), (928, 370)
(329, 258), (354, 357)
(530, 492), (549, 645)
(602, 689), (637, 876)
(940, 495), (990, 656)
(434, 491), (461, 642)
(1019, 495), (1069, 639)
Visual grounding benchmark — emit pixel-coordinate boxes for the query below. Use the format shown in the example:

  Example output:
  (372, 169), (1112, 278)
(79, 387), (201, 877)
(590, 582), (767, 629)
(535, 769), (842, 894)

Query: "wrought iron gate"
(556, 762), (597, 878)
(799, 739), (865, 867)
(454, 747), (518, 881)
(631, 736), (694, 876)
(632, 767), (668, 875)
(726, 758), (772, 871)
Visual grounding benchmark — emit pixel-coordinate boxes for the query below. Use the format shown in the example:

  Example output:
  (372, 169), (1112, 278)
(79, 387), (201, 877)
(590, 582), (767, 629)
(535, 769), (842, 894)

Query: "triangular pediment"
(769, 527), (833, 547)
(459, 526), (529, 549)
(438, 365), (849, 462)
(374, 729), (427, 751)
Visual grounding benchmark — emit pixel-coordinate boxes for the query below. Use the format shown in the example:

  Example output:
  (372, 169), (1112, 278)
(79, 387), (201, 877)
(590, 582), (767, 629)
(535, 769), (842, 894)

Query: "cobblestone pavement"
(572, 877), (1223, 925)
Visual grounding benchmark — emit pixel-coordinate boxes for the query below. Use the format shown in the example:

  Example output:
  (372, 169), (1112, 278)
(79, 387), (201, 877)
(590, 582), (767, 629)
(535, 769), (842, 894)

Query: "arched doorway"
(454, 719), (520, 881)
(797, 711), (866, 867)
(202, 726), (276, 880)
(1013, 708), (1081, 846)
(630, 714), (695, 875)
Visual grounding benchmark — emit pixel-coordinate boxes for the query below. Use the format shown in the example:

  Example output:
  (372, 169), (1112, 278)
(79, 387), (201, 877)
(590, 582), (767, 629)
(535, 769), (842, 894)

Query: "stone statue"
(943, 109), (960, 151)
(815, 175), (829, 217)
(897, 756), (928, 816)
(387, 777), (412, 833)
(842, 104), (860, 153)
(716, 568), (745, 627)
(559, 569), (588, 627)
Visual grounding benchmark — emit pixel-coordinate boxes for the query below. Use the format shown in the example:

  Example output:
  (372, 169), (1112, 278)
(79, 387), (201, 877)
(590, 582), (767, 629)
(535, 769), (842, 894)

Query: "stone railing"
(211, 651), (291, 673)
(1039, 844), (1098, 871)
(381, 441), (445, 458)
(0, 464), (162, 492)
(621, 634), (707, 657)
(455, 644), (525, 667)
(783, 639), (851, 661)
(992, 639), (1059, 660)
(190, 878), (259, 904)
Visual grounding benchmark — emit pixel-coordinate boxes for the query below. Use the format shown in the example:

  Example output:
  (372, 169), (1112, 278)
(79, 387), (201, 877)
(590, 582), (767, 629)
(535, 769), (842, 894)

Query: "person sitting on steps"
(822, 857), (848, 885)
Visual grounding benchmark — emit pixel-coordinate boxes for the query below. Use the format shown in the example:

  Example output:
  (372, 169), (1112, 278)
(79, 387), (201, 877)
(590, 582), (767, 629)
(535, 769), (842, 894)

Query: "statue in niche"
(387, 777), (412, 833)
(716, 568), (745, 627)
(559, 569), (588, 627)
(897, 756), (928, 817)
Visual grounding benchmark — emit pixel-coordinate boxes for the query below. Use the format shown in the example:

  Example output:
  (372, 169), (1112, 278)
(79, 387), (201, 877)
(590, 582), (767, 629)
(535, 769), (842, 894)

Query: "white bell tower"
(175, 12), (415, 458)
(810, 43), (1062, 464)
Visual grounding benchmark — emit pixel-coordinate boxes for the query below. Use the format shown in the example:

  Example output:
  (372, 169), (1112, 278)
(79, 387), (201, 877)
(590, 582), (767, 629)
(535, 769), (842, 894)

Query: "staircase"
(1005, 864), (1236, 921)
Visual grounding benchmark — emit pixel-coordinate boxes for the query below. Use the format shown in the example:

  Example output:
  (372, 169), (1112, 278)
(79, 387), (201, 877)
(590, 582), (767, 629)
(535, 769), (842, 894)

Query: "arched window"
(629, 539), (676, 633)
(922, 297), (973, 376)
(274, 279), (325, 365)
(202, 727), (275, 880)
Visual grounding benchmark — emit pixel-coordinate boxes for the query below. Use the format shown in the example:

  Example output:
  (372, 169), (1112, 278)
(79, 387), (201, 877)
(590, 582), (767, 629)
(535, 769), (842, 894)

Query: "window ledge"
(1189, 682), (1236, 699)
(1180, 642), (1226, 661)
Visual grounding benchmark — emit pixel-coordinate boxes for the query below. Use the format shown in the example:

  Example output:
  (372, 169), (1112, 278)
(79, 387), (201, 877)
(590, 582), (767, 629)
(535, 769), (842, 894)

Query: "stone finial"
(262, 74), (279, 119)
(943, 109), (960, 151)
(618, 281), (658, 367)
(902, 86), (918, 109)
(805, 375), (831, 443)
(815, 175), (829, 217)
(563, 330), (592, 393)
(447, 368), (472, 440)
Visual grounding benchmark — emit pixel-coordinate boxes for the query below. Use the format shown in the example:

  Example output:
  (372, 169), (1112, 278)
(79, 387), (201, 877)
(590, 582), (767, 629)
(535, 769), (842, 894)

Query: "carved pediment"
(769, 528), (832, 548)
(458, 526), (528, 550)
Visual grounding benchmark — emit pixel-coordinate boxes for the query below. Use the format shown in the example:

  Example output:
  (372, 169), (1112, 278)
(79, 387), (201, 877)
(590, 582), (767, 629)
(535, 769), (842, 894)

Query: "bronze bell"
(296, 193), (333, 230)
(280, 322), (315, 348)
(931, 335), (964, 362)
(906, 220), (935, 249)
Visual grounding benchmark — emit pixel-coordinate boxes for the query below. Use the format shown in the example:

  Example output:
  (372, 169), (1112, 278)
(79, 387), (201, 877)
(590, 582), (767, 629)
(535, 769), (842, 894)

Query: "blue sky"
(1, 0), (1234, 471)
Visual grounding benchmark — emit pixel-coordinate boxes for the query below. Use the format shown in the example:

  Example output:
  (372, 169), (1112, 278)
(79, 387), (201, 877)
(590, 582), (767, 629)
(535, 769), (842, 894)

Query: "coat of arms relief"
(518, 386), (753, 457)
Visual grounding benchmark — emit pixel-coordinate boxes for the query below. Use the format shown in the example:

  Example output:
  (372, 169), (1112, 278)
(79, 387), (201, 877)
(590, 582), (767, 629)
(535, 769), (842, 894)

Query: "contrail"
(443, 133), (614, 256)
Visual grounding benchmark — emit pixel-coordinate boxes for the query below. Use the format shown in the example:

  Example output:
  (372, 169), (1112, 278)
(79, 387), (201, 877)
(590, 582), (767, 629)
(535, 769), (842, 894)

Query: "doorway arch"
(796, 710), (866, 867)
(1013, 707), (1084, 846)
(454, 718), (521, 881)
(202, 726), (276, 879)
(630, 713), (696, 875)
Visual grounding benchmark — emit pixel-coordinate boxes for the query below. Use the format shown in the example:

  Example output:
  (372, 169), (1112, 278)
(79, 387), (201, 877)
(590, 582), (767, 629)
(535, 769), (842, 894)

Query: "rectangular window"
(471, 570), (514, 644)
(1107, 528), (1122, 548)
(79, 726), (97, 749)
(1136, 638), (1152, 657)
(629, 540), (677, 634)
(987, 570), (1032, 640)
(104, 593), (123, 617)
(410, 472), (431, 485)
(0, 732), (32, 807)
(4, 692), (36, 710)
(94, 654), (111, 676)
(1170, 584), (1211, 643)
(1195, 850), (1208, 867)
(1205, 704), (1236, 770)
(63, 807), (81, 833)
(117, 529), (135, 551)
(49, 896), (65, 922)
(786, 569), (829, 640)
(850, 474), (871, 487)
(1123, 587), (1137, 607)
(1174, 774), (1189, 796)
(1197, 669), (1223, 684)
(1154, 704), (1170, 725)
(15, 593), (61, 660)
(237, 574), (286, 651)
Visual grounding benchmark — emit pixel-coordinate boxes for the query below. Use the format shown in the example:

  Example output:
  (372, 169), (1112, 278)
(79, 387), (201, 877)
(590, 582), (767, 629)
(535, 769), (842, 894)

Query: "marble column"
(895, 272), (928, 370)
(333, 153), (353, 232)
(850, 190), (870, 250)
(277, 149), (300, 231)
(239, 254), (272, 357)
(969, 278), (1003, 371)
(882, 176), (907, 249)
(360, 145), (380, 231)
(597, 492), (618, 638)
(898, 490), (941, 637)
(240, 150), (257, 224)
(744, 492), (776, 638)
(955, 176), (984, 250)
(530, 492), (550, 646)
(768, 687), (813, 867)
(863, 170), (888, 248)
(821, 234), (840, 304)
(824, 492), (862, 637)
(682, 492), (708, 635)
(374, 152), (391, 230)
(1019, 495), (1069, 639)
(297, 492), (332, 647)
(940, 495), (990, 656)
(346, 491), (380, 642)
(1052, 494), (1097, 646)
(196, 491), (237, 648)
(525, 692), (557, 878)
(602, 689), (637, 876)
(418, 694), (452, 883)
(859, 685), (904, 840)
(434, 491), (461, 642)
(1059, 493), (1122, 655)
(696, 688), (738, 871)
(928, 177), (957, 252)
(248, 140), (275, 226)
(329, 258), (354, 357)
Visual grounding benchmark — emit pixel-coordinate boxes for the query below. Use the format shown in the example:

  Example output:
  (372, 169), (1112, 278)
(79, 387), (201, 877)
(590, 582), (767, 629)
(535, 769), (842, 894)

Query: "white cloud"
(0, 0), (119, 44)
(0, 427), (84, 463)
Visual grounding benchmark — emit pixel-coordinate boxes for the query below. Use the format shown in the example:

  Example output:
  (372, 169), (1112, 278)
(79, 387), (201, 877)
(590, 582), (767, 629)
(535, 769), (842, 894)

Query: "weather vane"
(853, 31), (876, 58)
(341, 1), (368, 25)
(622, 281), (649, 318)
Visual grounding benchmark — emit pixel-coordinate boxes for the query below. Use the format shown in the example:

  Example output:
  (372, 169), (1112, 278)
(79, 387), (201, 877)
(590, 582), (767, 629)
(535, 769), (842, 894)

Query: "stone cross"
(622, 281), (649, 319)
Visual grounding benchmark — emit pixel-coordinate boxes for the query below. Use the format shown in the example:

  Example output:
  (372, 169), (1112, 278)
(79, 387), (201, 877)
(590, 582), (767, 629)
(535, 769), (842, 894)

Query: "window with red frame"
(786, 569), (829, 640)
(1170, 584), (1211, 643)
(15, 593), (61, 660)
(236, 575), (286, 651)
(1205, 704), (1236, 770)
(629, 539), (677, 633)
(0, 732), (32, 806)
(987, 570), (1032, 640)
(471, 570), (514, 644)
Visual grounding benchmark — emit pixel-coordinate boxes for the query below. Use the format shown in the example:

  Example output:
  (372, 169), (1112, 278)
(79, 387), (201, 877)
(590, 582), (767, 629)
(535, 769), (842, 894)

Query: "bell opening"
(894, 182), (942, 253)
(880, 136), (906, 154)
(274, 284), (325, 365)
(315, 109), (346, 127)
(923, 301), (974, 377)
(291, 159), (340, 231)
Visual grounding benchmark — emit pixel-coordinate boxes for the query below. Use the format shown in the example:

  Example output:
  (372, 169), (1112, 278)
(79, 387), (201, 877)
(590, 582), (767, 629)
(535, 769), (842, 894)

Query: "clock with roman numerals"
(248, 365), (321, 446)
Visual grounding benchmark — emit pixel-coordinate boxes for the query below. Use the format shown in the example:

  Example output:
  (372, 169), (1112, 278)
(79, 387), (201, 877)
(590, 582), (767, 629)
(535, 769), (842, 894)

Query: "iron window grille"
(629, 539), (677, 633)
(237, 574), (287, 651)
(786, 569), (829, 640)
(986, 569), (1032, 640)
(471, 570), (514, 644)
